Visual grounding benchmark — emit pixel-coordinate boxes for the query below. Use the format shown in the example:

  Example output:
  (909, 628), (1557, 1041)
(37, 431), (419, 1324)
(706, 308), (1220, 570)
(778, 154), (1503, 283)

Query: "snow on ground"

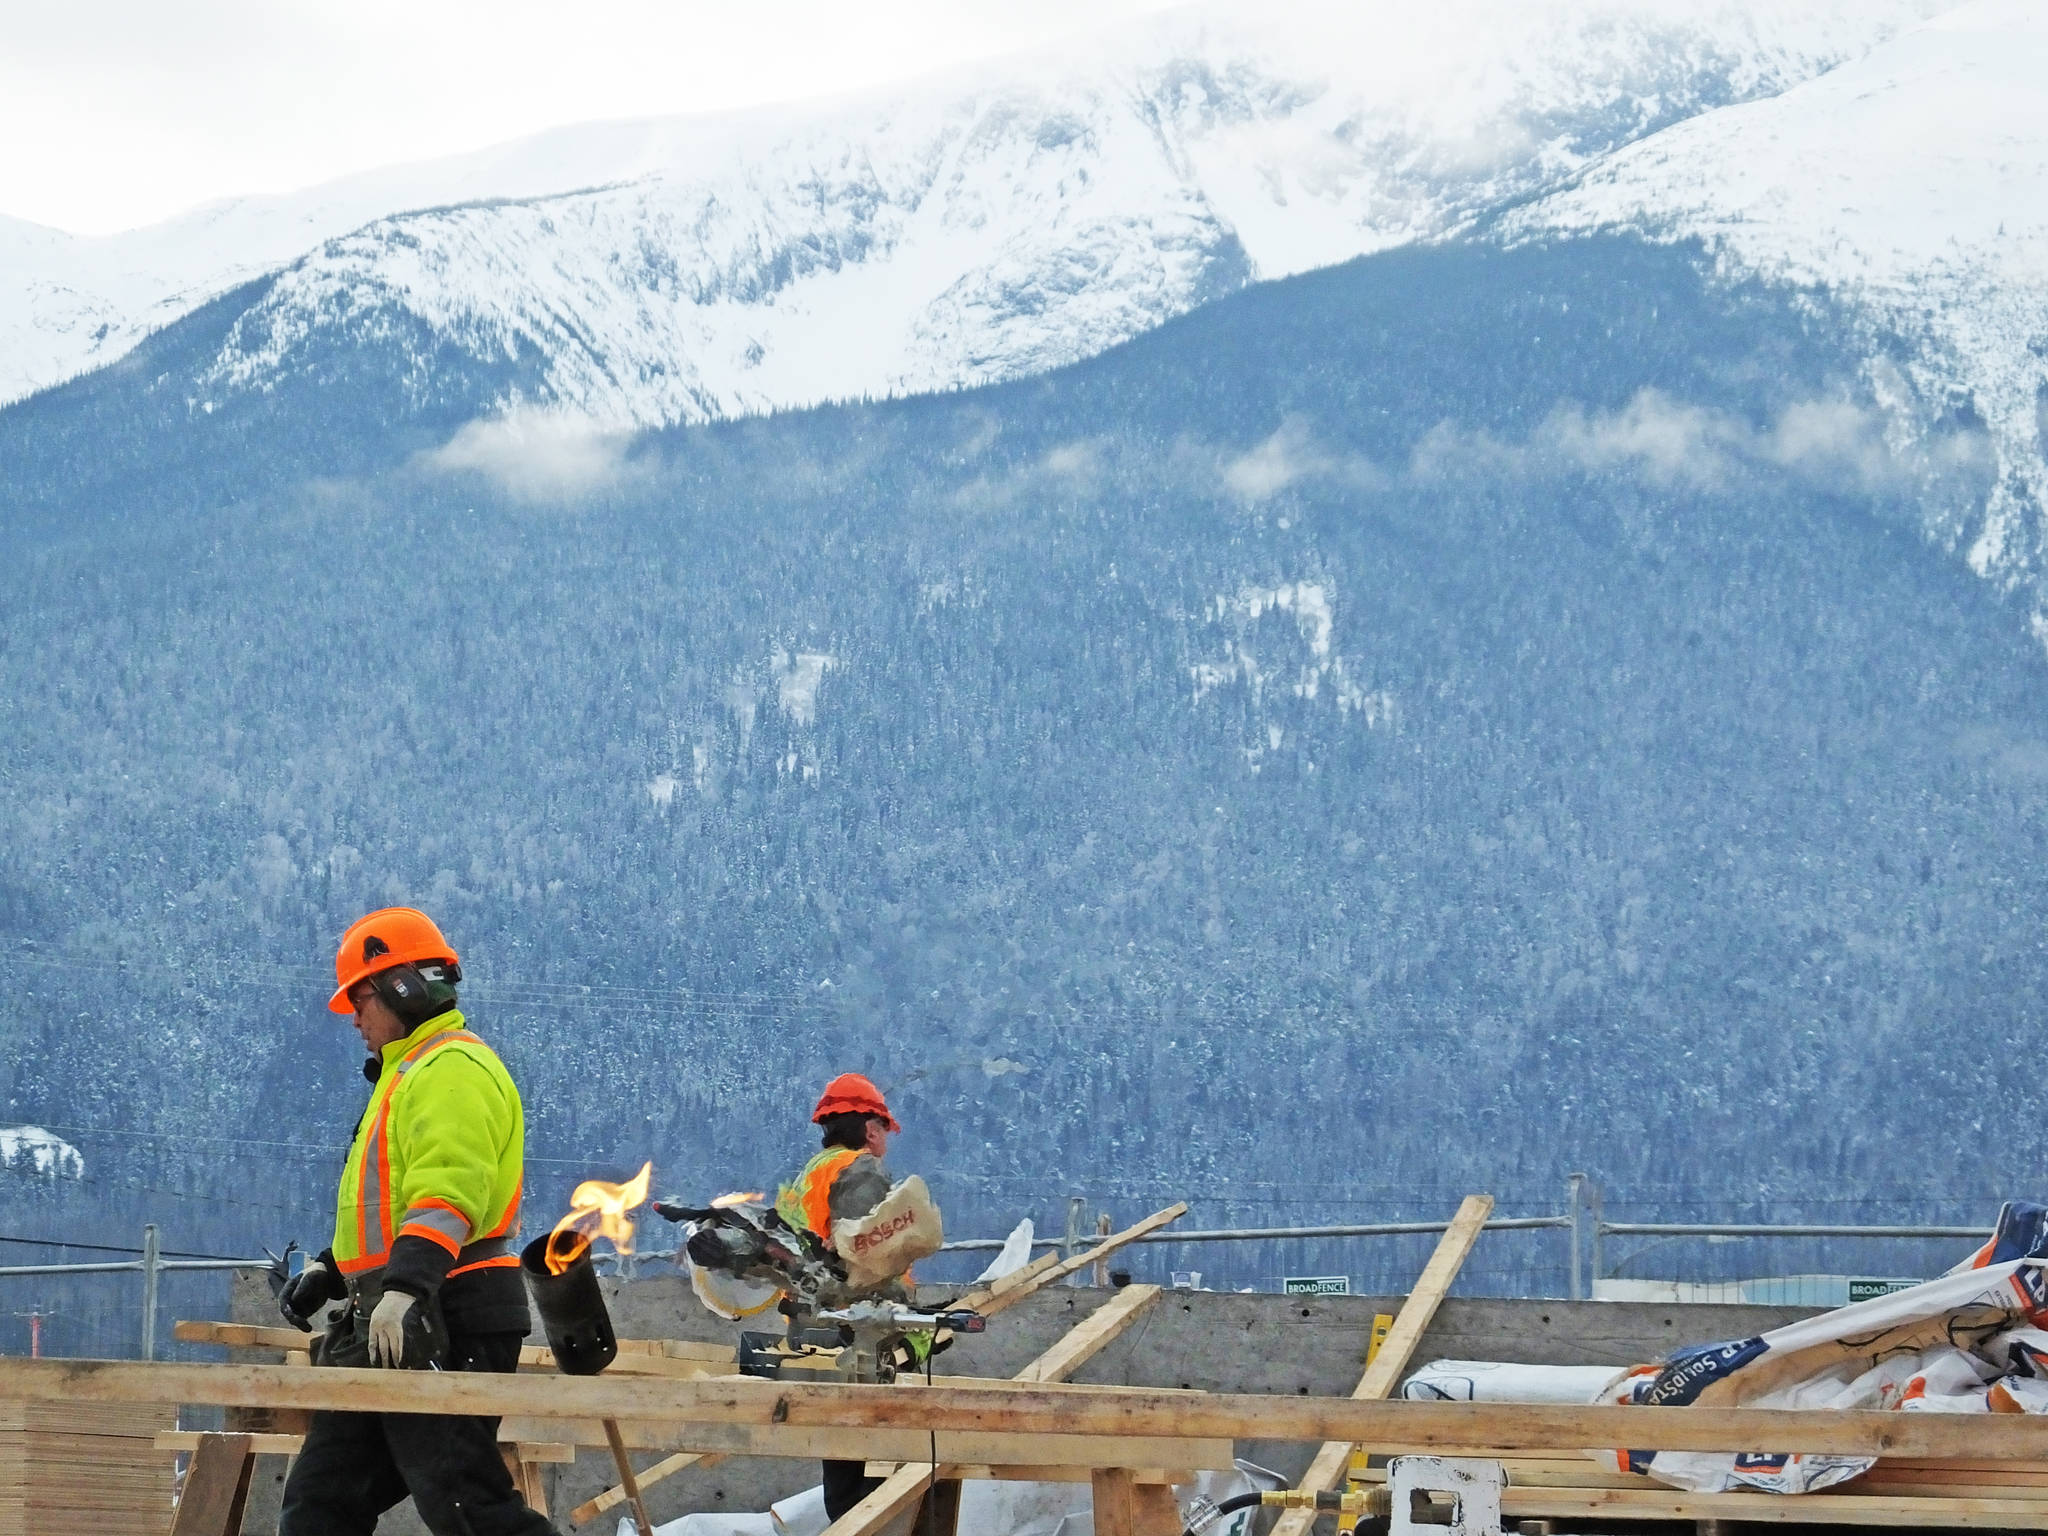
(0, 1125), (84, 1178)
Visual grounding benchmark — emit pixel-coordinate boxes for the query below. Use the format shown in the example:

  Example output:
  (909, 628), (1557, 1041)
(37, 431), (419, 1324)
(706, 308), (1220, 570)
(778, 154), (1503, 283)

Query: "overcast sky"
(4, 0), (1186, 236)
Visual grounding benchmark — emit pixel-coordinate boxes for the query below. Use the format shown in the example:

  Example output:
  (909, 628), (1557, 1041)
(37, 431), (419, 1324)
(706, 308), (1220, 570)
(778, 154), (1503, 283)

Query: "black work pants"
(822, 1458), (883, 1521)
(278, 1332), (554, 1536)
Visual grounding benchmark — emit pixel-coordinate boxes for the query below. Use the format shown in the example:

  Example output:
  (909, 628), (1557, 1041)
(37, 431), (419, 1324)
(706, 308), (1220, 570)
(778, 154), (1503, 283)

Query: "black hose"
(1182, 1490), (1265, 1536)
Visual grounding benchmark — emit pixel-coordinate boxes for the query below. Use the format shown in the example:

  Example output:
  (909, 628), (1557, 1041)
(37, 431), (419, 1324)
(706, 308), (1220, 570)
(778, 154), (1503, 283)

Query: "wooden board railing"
(10, 1359), (2048, 1460)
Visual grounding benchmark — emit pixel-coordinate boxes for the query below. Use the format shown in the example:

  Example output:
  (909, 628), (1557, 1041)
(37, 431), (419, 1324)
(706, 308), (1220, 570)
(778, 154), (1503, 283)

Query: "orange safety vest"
(775, 1147), (862, 1239)
(332, 1012), (524, 1279)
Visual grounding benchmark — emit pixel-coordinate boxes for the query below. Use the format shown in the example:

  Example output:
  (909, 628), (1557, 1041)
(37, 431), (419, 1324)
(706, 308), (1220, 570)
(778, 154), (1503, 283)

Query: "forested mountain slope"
(2, 234), (2040, 1351)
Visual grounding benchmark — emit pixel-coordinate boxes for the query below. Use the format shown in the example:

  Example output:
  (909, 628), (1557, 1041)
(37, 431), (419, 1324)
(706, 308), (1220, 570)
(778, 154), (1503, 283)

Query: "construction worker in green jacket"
(275, 907), (554, 1536)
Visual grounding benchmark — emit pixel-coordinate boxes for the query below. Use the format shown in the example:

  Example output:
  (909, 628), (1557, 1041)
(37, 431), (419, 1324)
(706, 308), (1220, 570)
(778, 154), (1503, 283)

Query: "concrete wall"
(223, 1269), (1816, 1533)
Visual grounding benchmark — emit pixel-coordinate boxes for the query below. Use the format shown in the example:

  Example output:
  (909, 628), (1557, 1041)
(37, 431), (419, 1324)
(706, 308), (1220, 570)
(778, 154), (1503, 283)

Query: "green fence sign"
(1847, 1277), (1920, 1304)
(1283, 1275), (1351, 1296)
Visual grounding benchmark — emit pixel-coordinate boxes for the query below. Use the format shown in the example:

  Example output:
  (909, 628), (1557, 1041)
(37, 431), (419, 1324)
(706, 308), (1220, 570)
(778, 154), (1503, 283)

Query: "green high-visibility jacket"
(330, 1011), (525, 1314)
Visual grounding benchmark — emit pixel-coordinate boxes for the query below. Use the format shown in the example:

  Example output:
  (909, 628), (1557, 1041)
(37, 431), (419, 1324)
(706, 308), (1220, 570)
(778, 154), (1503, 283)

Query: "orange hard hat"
(812, 1072), (899, 1133)
(329, 907), (459, 1014)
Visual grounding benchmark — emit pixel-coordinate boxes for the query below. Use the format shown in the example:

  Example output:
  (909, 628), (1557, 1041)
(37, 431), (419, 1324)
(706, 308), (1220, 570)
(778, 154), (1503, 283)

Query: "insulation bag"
(832, 1175), (944, 1291)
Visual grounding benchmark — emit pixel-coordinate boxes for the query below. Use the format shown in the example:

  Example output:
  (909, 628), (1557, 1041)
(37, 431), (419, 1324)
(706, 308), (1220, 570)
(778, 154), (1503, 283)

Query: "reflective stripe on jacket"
(331, 1011), (523, 1280)
(775, 1147), (862, 1239)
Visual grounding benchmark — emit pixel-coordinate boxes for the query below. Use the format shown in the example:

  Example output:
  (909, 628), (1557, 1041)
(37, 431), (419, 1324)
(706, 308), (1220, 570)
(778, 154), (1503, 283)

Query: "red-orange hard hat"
(811, 1072), (899, 1133)
(329, 907), (459, 1014)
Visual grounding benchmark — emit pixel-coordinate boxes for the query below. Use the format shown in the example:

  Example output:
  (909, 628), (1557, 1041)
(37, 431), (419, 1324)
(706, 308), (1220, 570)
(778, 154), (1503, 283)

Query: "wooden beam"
(569, 1452), (726, 1525)
(1012, 1283), (1161, 1384)
(170, 1319), (735, 1378)
(157, 1430), (305, 1457)
(861, 1465), (1194, 1485)
(601, 1418), (657, 1536)
(1092, 1467), (1138, 1536)
(822, 1283), (1171, 1536)
(1133, 1483), (1182, 1536)
(1270, 1194), (1492, 1536)
(155, 1430), (578, 1462)
(18, 1359), (2048, 1460)
(498, 1418), (1230, 1468)
(961, 1205), (1187, 1317)
(168, 1432), (255, 1536)
(571, 1288), (1169, 1524)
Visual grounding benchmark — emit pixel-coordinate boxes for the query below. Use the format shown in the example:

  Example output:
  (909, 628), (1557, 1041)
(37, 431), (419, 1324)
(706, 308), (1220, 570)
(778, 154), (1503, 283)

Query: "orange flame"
(711, 1190), (764, 1209)
(545, 1161), (652, 1275)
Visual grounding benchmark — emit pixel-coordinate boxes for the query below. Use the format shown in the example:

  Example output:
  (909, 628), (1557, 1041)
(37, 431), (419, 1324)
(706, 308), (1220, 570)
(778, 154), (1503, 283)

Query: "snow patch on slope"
(0, 1125), (84, 1178)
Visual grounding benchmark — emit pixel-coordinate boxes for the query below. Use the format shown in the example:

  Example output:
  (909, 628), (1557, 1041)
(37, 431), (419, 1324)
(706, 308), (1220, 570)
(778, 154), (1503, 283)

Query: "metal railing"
(3, 1184), (2004, 1353)
(0, 1224), (275, 1358)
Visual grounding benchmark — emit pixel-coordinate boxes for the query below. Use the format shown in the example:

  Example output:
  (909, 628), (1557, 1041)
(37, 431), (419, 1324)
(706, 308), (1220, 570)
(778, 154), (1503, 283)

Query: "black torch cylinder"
(521, 1233), (618, 1375)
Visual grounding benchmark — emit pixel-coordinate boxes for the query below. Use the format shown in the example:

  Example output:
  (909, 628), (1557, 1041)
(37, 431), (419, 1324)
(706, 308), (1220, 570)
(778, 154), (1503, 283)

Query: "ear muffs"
(372, 963), (430, 1020)
(372, 959), (460, 1025)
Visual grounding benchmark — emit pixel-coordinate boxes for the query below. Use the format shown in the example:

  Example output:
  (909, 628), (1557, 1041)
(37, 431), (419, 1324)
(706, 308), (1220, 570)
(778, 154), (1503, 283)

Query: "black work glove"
(279, 1253), (345, 1331)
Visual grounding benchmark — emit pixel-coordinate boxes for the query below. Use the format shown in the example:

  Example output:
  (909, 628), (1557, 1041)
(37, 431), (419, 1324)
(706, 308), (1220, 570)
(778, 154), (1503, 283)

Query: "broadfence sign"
(1847, 1277), (1921, 1304)
(1282, 1274), (1351, 1296)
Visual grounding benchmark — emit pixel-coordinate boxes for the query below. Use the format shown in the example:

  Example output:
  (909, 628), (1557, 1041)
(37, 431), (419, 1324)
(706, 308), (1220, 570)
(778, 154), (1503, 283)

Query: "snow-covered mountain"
(1507, 0), (2048, 611)
(1, 0), (1944, 419)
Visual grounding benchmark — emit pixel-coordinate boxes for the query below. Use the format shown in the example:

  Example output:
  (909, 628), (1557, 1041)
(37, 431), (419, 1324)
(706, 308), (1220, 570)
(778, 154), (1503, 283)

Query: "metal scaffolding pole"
(139, 1223), (160, 1362)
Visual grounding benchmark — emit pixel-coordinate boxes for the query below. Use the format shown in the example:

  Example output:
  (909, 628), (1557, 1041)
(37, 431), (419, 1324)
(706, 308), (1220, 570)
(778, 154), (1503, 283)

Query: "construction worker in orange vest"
(275, 907), (554, 1536)
(776, 1072), (906, 1520)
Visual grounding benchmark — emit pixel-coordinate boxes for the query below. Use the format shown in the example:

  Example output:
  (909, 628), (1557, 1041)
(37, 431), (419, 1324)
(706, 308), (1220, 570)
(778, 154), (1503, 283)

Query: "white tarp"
(974, 1218), (1037, 1283)
(1403, 1360), (1626, 1403)
(1596, 1200), (2048, 1495)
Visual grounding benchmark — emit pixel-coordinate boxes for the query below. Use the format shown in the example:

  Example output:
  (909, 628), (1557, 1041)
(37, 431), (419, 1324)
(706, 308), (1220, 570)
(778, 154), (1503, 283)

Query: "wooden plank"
(575, 1279), (1171, 1526)
(505, 1417), (1230, 1468)
(961, 1205), (1188, 1318)
(601, 1418), (658, 1536)
(822, 1284), (1174, 1536)
(168, 1432), (255, 1536)
(1271, 1194), (1493, 1536)
(861, 1465), (1192, 1485)
(516, 1458), (550, 1520)
(20, 1358), (2048, 1460)
(1013, 1285), (1161, 1383)
(1092, 1467), (1138, 1536)
(172, 1319), (736, 1374)
(569, 1452), (726, 1525)
(891, 1376), (1201, 1396)
(152, 1431), (574, 1463)
(1133, 1483), (1182, 1536)
(174, 1321), (311, 1353)
(156, 1431), (305, 1457)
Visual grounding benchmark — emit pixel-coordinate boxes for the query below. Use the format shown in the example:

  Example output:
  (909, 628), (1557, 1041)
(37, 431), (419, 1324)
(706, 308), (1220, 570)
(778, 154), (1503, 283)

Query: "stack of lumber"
(0, 1398), (174, 1534)
(1349, 1449), (2048, 1529)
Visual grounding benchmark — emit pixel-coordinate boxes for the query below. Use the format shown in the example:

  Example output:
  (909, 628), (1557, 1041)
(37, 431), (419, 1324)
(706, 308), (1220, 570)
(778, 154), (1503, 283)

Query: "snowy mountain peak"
(1507, 0), (2048, 607)
(3, 0), (1947, 417)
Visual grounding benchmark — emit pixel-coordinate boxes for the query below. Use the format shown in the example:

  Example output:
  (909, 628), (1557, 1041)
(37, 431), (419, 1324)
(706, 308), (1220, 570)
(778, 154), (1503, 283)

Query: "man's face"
(864, 1117), (891, 1159)
(347, 978), (409, 1054)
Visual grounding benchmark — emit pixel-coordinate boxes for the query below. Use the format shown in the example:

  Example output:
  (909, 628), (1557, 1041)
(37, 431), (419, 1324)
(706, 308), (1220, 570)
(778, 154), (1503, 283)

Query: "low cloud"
(1766, 399), (1898, 490)
(420, 409), (642, 502)
(1222, 418), (1385, 503)
(1410, 389), (1947, 495)
(1542, 389), (1744, 488)
(951, 437), (1106, 512)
